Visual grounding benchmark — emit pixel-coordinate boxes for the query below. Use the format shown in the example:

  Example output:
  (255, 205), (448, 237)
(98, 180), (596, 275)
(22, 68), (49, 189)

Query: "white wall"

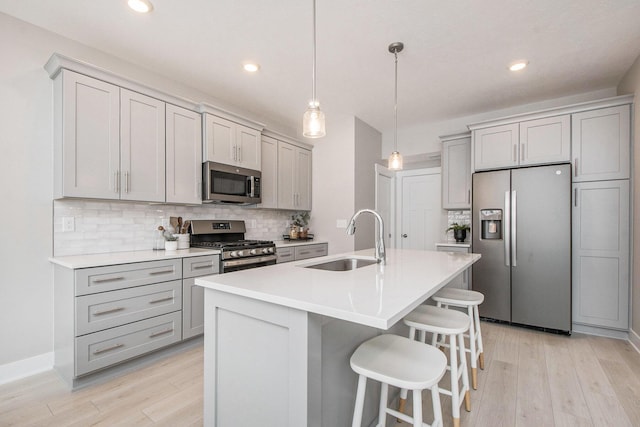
(354, 118), (382, 250)
(311, 115), (356, 255)
(618, 52), (640, 342)
(381, 87), (617, 157)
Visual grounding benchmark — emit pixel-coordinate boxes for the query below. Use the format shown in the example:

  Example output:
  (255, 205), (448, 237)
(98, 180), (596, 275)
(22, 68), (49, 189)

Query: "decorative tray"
(282, 234), (315, 241)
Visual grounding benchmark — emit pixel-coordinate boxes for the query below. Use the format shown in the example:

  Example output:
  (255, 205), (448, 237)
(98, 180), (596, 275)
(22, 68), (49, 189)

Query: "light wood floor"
(1, 322), (640, 427)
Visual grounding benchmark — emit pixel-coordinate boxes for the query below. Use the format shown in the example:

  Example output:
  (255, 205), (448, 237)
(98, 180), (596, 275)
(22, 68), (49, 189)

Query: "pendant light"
(388, 42), (404, 170)
(302, 0), (326, 138)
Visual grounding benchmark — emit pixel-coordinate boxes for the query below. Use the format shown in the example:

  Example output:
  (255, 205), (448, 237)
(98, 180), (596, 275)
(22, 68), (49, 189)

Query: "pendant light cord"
(312, 0), (317, 104)
(394, 49), (398, 152)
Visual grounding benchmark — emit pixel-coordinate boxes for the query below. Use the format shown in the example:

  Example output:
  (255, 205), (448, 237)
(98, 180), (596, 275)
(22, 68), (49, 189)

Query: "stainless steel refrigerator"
(472, 163), (571, 333)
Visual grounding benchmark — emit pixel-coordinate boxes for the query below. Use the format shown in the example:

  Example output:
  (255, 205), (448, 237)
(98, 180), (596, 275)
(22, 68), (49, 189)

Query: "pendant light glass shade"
(303, 101), (326, 138)
(387, 42), (404, 170)
(388, 151), (403, 170)
(303, 0), (326, 138)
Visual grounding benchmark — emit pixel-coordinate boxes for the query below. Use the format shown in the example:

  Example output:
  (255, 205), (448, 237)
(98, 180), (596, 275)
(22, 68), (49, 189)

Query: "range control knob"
(269, 247), (275, 253)
(236, 250), (245, 257)
(229, 251), (237, 258)
(250, 249), (258, 255)
(262, 248), (270, 254)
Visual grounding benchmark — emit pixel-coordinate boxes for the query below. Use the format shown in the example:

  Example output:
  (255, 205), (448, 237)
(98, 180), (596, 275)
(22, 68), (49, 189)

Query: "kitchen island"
(196, 248), (480, 426)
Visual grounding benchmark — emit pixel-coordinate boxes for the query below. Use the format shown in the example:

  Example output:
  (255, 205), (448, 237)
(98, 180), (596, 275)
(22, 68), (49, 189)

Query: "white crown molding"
(198, 103), (265, 131)
(262, 129), (313, 150)
(439, 131), (471, 142)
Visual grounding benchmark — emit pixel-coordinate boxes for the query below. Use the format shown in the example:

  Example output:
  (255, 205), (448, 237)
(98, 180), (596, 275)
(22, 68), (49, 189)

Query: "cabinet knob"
(402, 234), (408, 238)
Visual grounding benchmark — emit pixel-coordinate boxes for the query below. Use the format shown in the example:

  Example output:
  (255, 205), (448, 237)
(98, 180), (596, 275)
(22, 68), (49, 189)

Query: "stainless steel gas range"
(189, 220), (277, 273)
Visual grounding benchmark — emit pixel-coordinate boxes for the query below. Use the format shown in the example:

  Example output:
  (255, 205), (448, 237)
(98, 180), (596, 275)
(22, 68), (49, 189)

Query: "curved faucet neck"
(346, 209), (386, 264)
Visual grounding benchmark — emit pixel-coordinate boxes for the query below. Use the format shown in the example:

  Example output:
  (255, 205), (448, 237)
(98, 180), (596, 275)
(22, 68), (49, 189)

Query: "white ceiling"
(2, 0), (640, 136)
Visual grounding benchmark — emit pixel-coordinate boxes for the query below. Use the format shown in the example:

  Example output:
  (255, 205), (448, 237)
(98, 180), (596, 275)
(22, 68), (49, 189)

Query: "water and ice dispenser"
(479, 209), (502, 240)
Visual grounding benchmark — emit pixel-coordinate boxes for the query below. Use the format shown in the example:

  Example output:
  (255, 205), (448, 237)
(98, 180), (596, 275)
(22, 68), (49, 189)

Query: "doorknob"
(402, 234), (408, 238)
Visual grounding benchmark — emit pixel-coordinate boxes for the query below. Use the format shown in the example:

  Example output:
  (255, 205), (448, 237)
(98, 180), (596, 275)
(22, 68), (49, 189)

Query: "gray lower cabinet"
(276, 243), (328, 263)
(54, 255), (219, 387)
(182, 255), (219, 339)
(572, 180), (630, 330)
(435, 244), (471, 289)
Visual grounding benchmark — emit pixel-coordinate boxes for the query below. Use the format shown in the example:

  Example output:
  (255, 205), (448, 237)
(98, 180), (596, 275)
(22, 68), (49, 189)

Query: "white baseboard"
(572, 323), (629, 340)
(629, 328), (640, 354)
(0, 352), (54, 386)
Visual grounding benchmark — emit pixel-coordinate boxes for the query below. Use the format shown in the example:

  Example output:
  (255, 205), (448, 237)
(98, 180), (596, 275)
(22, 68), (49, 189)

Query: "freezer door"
(472, 169), (511, 322)
(511, 164), (571, 331)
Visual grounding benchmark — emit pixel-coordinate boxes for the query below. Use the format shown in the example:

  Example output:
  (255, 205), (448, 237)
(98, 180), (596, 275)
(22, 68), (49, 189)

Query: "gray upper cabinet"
(120, 89), (166, 202)
(519, 115), (570, 166)
(473, 123), (519, 171)
(259, 136), (278, 209)
(202, 114), (262, 171)
(55, 70), (120, 199)
(277, 140), (312, 211)
(441, 133), (471, 210)
(572, 105), (630, 182)
(166, 104), (202, 204)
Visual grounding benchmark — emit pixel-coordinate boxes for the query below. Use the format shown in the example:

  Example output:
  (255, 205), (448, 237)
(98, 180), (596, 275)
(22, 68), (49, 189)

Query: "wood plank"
(472, 360), (518, 426)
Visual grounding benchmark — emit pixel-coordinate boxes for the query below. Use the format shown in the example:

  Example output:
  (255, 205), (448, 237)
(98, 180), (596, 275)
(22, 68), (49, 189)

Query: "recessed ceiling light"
(128, 0), (153, 13)
(509, 61), (529, 71)
(243, 63), (260, 73)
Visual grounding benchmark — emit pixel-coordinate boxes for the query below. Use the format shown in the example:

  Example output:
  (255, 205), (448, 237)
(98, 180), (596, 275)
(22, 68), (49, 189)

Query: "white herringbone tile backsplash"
(53, 200), (296, 256)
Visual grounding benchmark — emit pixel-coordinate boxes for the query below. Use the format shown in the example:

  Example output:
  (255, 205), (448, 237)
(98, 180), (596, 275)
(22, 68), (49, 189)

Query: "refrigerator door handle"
(504, 191), (511, 267)
(512, 190), (517, 267)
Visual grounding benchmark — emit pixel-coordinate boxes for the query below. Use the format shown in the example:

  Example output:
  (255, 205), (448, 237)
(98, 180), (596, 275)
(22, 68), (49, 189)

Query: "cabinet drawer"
(75, 311), (182, 377)
(75, 259), (182, 296)
(75, 280), (182, 336)
(436, 246), (470, 254)
(276, 247), (295, 263)
(295, 243), (328, 260)
(183, 255), (219, 278)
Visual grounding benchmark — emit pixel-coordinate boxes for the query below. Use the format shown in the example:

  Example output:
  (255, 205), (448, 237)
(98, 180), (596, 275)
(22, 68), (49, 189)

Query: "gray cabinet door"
(572, 180), (629, 330)
(166, 104), (202, 204)
(294, 243), (328, 260)
(572, 105), (630, 182)
(442, 136), (471, 210)
(519, 115), (571, 166)
(473, 123), (519, 171)
(182, 277), (204, 339)
(260, 136), (278, 209)
(276, 247), (295, 263)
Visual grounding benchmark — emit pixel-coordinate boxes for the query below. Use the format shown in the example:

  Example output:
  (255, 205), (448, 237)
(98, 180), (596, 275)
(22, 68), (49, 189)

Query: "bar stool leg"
(449, 333), (460, 427)
(412, 389), (422, 427)
(474, 305), (485, 370)
(398, 389), (408, 419)
(458, 333), (471, 412)
(352, 375), (367, 427)
(431, 384), (443, 427)
(378, 382), (388, 427)
(467, 305), (478, 390)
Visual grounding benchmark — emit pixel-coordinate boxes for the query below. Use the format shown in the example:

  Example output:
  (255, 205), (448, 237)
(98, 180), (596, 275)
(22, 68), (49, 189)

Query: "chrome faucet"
(346, 209), (386, 264)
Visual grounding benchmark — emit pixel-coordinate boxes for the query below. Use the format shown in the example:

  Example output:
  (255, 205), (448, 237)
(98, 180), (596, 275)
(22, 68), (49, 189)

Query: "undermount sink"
(303, 257), (378, 271)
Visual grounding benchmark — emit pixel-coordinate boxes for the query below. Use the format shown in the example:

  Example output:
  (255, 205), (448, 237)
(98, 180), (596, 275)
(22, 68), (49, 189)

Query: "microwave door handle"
(247, 176), (255, 198)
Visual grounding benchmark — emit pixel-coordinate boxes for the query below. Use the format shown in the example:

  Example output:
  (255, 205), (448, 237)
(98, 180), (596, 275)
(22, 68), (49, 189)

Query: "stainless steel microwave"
(202, 161), (261, 204)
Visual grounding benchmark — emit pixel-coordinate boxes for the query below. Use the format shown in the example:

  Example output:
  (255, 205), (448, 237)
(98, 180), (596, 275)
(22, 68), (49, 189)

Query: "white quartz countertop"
(196, 248), (480, 330)
(436, 242), (471, 248)
(49, 248), (221, 269)
(274, 240), (328, 248)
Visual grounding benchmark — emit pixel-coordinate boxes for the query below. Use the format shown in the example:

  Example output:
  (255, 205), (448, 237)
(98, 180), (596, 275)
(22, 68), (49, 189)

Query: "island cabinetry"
(182, 255), (219, 339)
(472, 115), (570, 171)
(54, 258), (185, 386)
(572, 180), (630, 330)
(202, 114), (261, 171)
(441, 133), (471, 209)
(435, 244), (471, 289)
(166, 104), (202, 204)
(572, 105), (630, 182)
(276, 243), (328, 263)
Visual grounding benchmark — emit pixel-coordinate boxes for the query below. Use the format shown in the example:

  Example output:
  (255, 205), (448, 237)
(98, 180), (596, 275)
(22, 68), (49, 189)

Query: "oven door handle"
(223, 254), (277, 268)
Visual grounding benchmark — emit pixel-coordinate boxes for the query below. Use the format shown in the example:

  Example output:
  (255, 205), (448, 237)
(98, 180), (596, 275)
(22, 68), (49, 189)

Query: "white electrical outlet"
(336, 219), (348, 229)
(62, 217), (75, 232)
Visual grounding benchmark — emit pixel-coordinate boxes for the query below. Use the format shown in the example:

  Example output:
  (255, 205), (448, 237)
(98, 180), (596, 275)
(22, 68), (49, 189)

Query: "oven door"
(222, 255), (277, 273)
(203, 161), (261, 204)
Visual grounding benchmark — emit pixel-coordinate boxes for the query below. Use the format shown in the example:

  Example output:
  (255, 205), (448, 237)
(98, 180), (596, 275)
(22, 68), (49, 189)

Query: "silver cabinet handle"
(511, 190), (517, 267)
(504, 191), (511, 267)
(149, 328), (174, 338)
(298, 251), (310, 255)
(238, 146), (242, 163)
(574, 158), (578, 177)
(192, 264), (212, 270)
(149, 269), (174, 275)
(513, 144), (517, 162)
(574, 188), (578, 207)
(521, 143), (525, 161)
(93, 307), (125, 316)
(402, 234), (408, 238)
(92, 276), (125, 283)
(114, 171), (119, 193)
(149, 296), (174, 304)
(468, 189), (471, 204)
(93, 343), (124, 355)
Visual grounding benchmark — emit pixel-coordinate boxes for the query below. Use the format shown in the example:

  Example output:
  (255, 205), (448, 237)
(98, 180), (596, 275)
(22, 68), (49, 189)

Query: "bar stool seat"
(350, 334), (447, 427)
(431, 288), (485, 390)
(401, 305), (471, 427)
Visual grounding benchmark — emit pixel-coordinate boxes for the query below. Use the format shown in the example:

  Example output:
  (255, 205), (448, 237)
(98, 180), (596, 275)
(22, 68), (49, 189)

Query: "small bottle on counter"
(153, 230), (165, 250)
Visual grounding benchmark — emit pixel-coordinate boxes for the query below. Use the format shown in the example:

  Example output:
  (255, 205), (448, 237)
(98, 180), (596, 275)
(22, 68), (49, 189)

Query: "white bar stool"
(400, 305), (471, 427)
(350, 334), (447, 427)
(431, 288), (485, 390)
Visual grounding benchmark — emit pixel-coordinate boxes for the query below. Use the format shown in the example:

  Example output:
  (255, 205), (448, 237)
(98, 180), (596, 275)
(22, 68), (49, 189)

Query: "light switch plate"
(62, 217), (75, 232)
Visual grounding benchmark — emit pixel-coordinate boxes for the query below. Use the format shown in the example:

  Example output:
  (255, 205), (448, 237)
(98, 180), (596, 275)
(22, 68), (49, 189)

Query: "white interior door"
(375, 164), (395, 249)
(397, 168), (445, 250)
